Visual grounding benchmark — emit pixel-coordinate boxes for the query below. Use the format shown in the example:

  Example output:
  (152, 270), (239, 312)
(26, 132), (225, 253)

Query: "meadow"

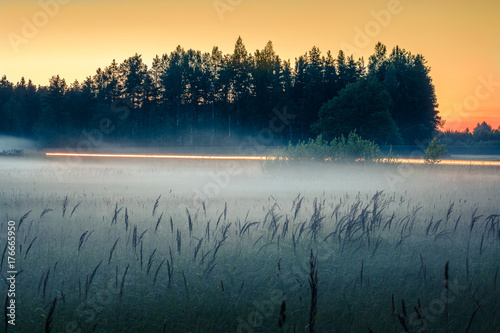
(1, 156), (499, 332)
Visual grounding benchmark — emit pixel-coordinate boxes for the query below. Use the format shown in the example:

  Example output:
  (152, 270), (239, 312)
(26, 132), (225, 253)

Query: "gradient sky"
(1, 0), (499, 131)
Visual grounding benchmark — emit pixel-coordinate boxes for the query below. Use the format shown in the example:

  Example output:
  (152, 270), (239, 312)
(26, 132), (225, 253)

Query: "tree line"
(0, 39), (441, 148)
(441, 122), (500, 147)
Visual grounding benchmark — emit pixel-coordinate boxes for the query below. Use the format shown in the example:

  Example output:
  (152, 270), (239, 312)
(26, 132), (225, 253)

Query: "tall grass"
(0, 161), (499, 332)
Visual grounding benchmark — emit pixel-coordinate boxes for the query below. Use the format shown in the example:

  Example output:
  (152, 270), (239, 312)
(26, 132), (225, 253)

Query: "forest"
(1, 39), (442, 148)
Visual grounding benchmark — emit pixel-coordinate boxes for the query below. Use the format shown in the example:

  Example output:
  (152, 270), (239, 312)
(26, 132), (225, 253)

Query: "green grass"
(1, 158), (499, 332)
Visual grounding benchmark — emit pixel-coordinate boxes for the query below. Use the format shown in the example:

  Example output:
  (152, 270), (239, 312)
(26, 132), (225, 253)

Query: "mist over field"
(1, 0), (499, 331)
(0, 135), (37, 151)
(1, 156), (499, 332)
(2, 156), (498, 209)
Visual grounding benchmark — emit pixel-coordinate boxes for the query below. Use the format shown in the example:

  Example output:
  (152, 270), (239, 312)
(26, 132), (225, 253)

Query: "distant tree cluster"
(0, 39), (441, 147)
(441, 122), (500, 147)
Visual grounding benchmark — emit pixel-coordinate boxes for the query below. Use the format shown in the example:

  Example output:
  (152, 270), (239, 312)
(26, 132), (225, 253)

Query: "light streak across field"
(45, 153), (500, 166)
(45, 152), (269, 160)
(379, 158), (500, 166)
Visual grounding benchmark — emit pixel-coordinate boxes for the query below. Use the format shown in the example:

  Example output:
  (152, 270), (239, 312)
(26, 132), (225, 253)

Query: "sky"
(1, 0), (499, 131)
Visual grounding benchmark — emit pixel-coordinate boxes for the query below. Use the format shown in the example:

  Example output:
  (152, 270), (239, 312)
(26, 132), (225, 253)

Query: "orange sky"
(1, 0), (499, 131)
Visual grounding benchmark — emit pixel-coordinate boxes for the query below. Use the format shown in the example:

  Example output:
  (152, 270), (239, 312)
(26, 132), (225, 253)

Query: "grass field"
(1, 156), (499, 332)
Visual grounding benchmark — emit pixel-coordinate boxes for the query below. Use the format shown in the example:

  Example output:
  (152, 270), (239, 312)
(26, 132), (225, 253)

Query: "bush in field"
(273, 132), (381, 163)
(423, 137), (447, 164)
(277, 135), (332, 161)
(332, 132), (381, 162)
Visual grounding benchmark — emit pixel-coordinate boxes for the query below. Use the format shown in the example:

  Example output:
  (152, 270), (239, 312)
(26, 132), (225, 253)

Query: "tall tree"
(203, 47), (227, 144)
(312, 77), (402, 145)
(120, 54), (148, 137)
(0, 78), (41, 136)
(1, 88), (23, 135)
(279, 59), (294, 142)
(34, 75), (69, 145)
(228, 36), (253, 135)
(182, 49), (207, 145)
(120, 54), (147, 107)
(290, 54), (308, 140)
(323, 51), (339, 101)
(303, 46), (325, 134)
(382, 46), (440, 144)
(0, 76), (14, 134)
(367, 42), (388, 82)
(104, 59), (123, 104)
(252, 41), (283, 131)
(65, 78), (95, 136)
(161, 46), (187, 143)
(143, 59), (166, 141)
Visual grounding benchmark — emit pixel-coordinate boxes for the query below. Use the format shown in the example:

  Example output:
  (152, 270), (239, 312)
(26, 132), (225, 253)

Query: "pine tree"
(381, 46), (440, 144)
(252, 41), (282, 131)
(204, 47), (226, 144)
(368, 42), (388, 82)
(34, 75), (69, 145)
(161, 46), (187, 144)
(0, 76), (14, 133)
(120, 54), (148, 137)
(229, 36), (253, 135)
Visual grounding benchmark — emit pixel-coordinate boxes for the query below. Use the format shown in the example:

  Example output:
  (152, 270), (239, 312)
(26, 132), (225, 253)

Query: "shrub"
(332, 132), (381, 162)
(423, 138), (447, 164)
(272, 132), (381, 163)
